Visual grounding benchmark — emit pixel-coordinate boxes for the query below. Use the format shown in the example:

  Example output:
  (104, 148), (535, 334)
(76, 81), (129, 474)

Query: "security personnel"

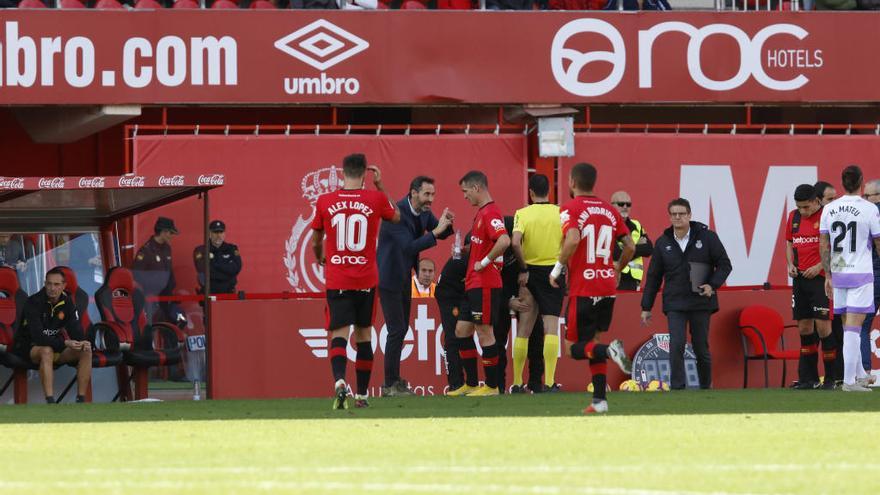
(132, 216), (186, 327)
(194, 220), (242, 295)
(611, 190), (653, 291)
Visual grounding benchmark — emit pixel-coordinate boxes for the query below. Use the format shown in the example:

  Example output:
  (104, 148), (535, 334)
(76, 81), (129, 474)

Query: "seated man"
(17, 267), (92, 404)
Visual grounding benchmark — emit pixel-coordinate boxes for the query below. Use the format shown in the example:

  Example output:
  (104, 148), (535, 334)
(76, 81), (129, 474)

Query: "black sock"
(355, 341), (373, 396)
(459, 337), (479, 387)
(481, 343), (499, 389)
(571, 341), (607, 361)
(798, 333), (819, 383)
(820, 334), (838, 382)
(45, 396), (55, 404)
(329, 337), (348, 383)
(589, 358), (608, 401)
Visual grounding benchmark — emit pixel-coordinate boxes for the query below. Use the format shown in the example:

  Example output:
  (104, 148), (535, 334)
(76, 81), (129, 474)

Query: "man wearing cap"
(132, 216), (187, 329)
(194, 220), (242, 295)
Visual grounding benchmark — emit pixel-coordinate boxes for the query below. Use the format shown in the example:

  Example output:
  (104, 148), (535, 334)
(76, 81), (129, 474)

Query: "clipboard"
(689, 262), (711, 294)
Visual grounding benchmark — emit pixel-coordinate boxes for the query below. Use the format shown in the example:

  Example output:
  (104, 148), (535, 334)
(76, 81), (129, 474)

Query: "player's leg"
(352, 288), (378, 407)
(29, 345), (55, 403)
(56, 344), (92, 401)
(468, 288), (501, 395)
(526, 317), (545, 393)
(437, 298), (463, 391)
(688, 311), (712, 389)
(325, 289), (354, 409)
(529, 265), (563, 391)
(567, 297), (614, 412)
(447, 320), (479, 396)
(512, 287), (537, 390)
(806, 278), (837, 389)
(843, 284), (875, 387)
(793, 278), (820, 389)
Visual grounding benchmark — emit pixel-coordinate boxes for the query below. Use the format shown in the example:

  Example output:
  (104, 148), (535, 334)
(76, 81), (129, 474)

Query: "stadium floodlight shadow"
(0, 390), (878, 423)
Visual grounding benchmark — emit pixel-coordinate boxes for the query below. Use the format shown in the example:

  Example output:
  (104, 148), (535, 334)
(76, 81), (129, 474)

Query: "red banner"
(134, 134), (527, 293)
(0, 12), (874, 104)
(559, 134), (880, 288)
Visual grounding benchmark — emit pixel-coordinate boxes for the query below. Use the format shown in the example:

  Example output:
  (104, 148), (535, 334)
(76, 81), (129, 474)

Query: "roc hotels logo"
(274, 19), (369, 96)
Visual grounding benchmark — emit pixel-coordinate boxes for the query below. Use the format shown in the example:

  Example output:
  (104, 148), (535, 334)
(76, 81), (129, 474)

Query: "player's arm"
(367, 165), (400, 224)
(511, 231), (527, 271)
(475, 234), (510, 272)
(819, 232), (831, 298)
(311, 228), (325, 265)
(549, 228), (580, 287)
(785, 241), (797, 278)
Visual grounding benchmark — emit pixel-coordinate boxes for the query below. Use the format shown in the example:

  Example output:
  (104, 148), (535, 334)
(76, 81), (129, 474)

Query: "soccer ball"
(586, 382), (612, 393)
(643, 380), (670, 392)
(619, 379), (643, 392)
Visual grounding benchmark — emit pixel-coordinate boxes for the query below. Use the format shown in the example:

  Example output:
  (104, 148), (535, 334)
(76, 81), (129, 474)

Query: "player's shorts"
(466, 287), (502, 326)
(437, 294), (474, 330)
(565, 295), (615, 343)
(792, 276), (830, 321)
(526, 264), (564, 317)
(832, 283), (875, 315)
(325, 288), (376, 330)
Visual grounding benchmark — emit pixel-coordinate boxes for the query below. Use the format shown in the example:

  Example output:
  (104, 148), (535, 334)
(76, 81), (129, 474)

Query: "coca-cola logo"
(158, 175), (185, 187)
(0, 177), (25, 189)
(38, 177), (65, 189)
(117, 175), (145, 188)
(78, 177), (106, 188)
(197, 174), (225, 186)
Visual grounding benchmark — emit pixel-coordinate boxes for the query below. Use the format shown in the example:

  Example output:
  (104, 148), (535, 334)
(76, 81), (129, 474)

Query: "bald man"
(610, 191), (653, 291)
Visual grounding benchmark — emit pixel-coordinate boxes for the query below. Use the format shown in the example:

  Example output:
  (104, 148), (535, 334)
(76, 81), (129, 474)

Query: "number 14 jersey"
(819, 195), (880, 288)
(311, 188), (396, 290)
(560, 195), (629, 297)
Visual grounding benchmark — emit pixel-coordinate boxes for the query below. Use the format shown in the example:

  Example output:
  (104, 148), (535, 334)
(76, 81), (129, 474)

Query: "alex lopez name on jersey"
(328, 200), (374, 216)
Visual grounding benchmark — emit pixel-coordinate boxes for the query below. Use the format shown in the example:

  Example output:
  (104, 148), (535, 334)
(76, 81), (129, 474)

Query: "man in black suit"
(377, 176), (454, 396)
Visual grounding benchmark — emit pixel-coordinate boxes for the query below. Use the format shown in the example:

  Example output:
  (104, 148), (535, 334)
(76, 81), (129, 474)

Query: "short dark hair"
(570, 163), (597, 192)
(459, 171), (488, 189)
(528, 174), (550, 197)
(46, 266), (66, 282)
(342, 153), (367, 179)
(842, 165), (863, 194)
(794, 184), (817, 202)
(667, 198), (691, 214)
(418, 258), (435, 269)
(409, 176), (434, 194)
(814, 181), (834, 200)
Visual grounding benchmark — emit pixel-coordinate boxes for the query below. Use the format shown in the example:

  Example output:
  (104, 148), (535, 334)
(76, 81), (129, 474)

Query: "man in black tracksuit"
(640, 198), (732, 390)
(194, 220), (243, 295)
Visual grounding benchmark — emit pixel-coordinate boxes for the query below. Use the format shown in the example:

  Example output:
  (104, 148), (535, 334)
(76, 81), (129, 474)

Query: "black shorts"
(565, 295), (615, 343)
(792, 276), (830, 321)
(325, 288), (376, 330)
(437, 295), (474, 330)
(466, 288), (502, 326)
(526, 264), (564, 316)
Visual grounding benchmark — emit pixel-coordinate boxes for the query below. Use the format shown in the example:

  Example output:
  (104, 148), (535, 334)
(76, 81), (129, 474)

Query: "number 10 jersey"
(311, 188), (396, 290)
(819, 195), (880, 288)
(560, 195), (629, 297)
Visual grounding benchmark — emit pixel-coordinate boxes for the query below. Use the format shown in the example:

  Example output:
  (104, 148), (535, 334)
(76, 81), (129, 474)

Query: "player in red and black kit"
(453, 170), (511, 396)
(785, 183), (836, 390)
(550, 162), (635, 414)
(311, 153), (400, 409)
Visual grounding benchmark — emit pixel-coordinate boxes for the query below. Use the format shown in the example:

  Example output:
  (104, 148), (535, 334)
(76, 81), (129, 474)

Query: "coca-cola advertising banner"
(0, 174), (223, 190)
(558, 134), (880, 288)
(133, 134), (527, 294)
(0, 11), (873, 104)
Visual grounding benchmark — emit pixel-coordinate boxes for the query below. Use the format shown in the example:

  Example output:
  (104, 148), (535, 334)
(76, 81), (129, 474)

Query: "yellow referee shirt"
(512, 203), (562, 266)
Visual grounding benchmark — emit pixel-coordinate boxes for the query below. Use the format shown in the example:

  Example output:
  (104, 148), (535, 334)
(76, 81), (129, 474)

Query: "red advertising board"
(0, 11), (873, 104)
(559, 134), (880, 288)
(134, 134), (527, 294)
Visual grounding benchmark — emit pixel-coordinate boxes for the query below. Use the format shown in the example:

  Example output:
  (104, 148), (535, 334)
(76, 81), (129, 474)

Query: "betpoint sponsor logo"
(551, 19), (821, 97)
(0, 177), (25, 189)
(117, 175), (145, 187)
(78, 177), (105, 188)
(158, 175), (185, 186)
(197, 174), (225, 186)
(38, 177), (65, 189)
(275, 19), (367, 96)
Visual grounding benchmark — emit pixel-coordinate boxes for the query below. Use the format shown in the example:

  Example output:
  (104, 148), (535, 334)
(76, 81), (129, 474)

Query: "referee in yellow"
(510, 174), (564, 393)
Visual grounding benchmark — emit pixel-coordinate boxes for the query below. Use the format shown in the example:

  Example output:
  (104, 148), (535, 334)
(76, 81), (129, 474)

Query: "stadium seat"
(172, 0), (200, 8)
(211, 0), (238, 7)
(94, 267), (185, 401)
(0, 267), (31, 404)
(738, 305), (800, 388)
(17, 0), (48, 7)
(249, 0), (276, 7)
(58, 0), (87, 7)
(95, 0), (125, 8)
(134, 0), (164, 7)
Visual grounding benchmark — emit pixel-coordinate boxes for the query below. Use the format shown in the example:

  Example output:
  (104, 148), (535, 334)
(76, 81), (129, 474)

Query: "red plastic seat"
(172, 0), (200, 8)
(211, 0), (238, 7)
(17, 0), (48, 7)
(739, 305), (800, 388)
(249, 0), (275, 7)
(134, 0), (164, 8)
(94, 267), (185, 401)
(57, 0), (87, 7)
(95, 0), (125, 8)
(0, 267), (34, 404)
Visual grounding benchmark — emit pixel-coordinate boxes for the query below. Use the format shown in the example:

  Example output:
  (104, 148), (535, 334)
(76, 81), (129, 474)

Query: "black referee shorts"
(325, 288), (376, 330)
(792, 276), (830, 321)
(526, 264), (564, 317)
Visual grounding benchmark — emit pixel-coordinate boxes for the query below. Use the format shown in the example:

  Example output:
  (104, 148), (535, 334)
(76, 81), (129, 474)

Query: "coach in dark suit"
(640, 198), (732, 390)
(377, 176), (454, 396)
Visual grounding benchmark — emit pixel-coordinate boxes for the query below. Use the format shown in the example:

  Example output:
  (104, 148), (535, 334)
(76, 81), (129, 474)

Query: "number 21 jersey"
(560, 195), (629, 297)
(311, 188), (396, 290)
(819, 195), (880, 288)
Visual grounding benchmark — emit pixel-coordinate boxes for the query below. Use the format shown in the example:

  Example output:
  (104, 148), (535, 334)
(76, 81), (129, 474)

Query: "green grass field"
(1, 390), (878, 494)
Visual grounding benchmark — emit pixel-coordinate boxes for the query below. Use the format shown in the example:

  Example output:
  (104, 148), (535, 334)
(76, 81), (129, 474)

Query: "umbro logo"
(275, 19), (370, 71)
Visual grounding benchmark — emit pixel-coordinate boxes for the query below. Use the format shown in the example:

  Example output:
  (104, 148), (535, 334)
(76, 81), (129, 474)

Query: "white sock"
(843, 328), (862, 385)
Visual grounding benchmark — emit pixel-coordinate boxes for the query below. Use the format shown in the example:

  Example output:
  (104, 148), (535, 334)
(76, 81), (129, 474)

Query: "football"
(644, 380), (670, 392)
(586, 382), (613, 393)
(619, 379), (643, 392)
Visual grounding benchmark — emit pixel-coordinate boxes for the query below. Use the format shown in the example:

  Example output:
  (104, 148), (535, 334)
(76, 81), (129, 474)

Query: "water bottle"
(452, 230), (462, 260)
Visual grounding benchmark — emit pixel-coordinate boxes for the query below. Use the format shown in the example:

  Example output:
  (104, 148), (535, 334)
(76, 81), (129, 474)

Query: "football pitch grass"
(1, 389), (878, 494)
